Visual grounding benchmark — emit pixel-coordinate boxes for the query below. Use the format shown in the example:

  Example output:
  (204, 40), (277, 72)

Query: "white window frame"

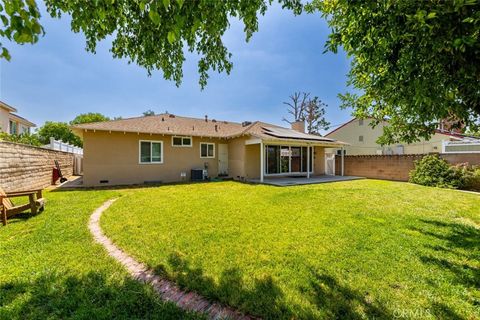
(200, 142), (215, 158)
(171, 136), (192, 147)
(139, 140), (164, 164)
(9, 120), (17, 135)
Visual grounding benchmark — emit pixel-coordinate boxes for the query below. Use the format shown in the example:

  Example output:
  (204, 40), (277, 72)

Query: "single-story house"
(72, 114), (347, 187)
(325, 117), (478, 155)
(0, 101), (36, 135)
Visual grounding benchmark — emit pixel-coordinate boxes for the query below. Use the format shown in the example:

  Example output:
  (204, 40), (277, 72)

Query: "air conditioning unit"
(191, 169), (205, 181)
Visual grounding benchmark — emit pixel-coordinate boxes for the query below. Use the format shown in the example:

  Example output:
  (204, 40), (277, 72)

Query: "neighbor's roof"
(0, 100), (17, 113)
(71, 113), (347, 145)
(9, 113), (36, 127)
(325, 117), (472, 140)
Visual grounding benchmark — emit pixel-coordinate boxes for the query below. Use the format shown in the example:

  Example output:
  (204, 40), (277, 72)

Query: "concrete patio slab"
(249, 175), (363, 186)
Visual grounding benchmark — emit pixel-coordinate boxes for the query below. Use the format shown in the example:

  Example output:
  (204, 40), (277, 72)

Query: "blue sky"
(0, 3), (353, 134)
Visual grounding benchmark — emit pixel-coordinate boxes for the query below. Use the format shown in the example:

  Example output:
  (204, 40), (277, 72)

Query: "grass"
(100, 180), (480, 319)
(0, 189), (202, 319)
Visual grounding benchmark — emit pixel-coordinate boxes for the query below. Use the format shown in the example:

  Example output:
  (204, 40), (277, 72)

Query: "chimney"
(205, 115), (208, 122)
(291, 120), (305, 133)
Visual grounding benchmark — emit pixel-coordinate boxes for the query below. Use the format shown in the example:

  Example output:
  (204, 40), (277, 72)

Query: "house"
(71, 114), (347, 187)
(325, 118), (475, 155)
(0, 101), (36, 135)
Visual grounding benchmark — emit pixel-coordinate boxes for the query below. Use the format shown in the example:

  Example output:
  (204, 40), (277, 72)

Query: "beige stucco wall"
(83, 131), (335, 186)
(326, 118), (452, 155)
(314, 147), (325, 175)
(228, 136), (247, 179)
(245, 144), (260, 179)
(0, 107), (10, 133)
(83, 131), (227, 186)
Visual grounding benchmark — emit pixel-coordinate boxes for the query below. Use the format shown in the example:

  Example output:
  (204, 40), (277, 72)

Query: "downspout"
(260, 141), (264, 182)
(341, 146), (344, 176)
(307, 144), (310, 179)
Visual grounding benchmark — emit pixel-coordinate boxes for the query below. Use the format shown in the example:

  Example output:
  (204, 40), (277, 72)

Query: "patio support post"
(341, 146), (344, 176)
(307, 145), (310, 179)
(260, 141), (264, 182)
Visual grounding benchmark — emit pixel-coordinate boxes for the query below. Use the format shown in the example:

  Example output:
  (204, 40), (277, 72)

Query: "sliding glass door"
(266, 146), (280, 174)
(265, 145), (313, 175)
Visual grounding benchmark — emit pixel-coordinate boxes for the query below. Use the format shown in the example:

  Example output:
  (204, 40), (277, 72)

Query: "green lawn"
(0, 189), (202, 319)
(100, 180), (480, 319)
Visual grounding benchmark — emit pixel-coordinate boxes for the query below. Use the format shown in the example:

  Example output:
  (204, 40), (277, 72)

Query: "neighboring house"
(0, 101), (36, 135)
(325, 118), (476, 155)
(71, 114), (346, 187)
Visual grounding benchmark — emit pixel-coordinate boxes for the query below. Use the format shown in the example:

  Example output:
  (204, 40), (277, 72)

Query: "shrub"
(409, 155), (465, 189)
(463, 166), (480, 191)
(0, 132), (42, 146)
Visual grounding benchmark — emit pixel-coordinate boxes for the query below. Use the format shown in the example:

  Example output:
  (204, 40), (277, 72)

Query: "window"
(359, 119), (364, 126)
(200, 143), (215, 158)
(139, 140), (163, 164)
(9, 120), (17, 135)
(359, 135), (364, 142)
(172, 136), (192, 147)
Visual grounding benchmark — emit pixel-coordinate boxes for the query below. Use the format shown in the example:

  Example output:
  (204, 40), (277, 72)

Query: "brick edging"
(88, 199), (254, 320)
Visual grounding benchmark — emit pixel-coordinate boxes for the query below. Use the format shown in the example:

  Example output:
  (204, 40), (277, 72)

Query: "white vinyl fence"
(442, 139), (480, 154)
(46, 137), (83, 155)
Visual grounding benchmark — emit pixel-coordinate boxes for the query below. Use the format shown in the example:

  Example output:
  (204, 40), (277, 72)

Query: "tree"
(1, 0), (302, 88)
(308, 0), (480, 145)
(143, 110), (155, 116)
(70, 112), (110, 125)
(283, 92), (330, 134)
(282, 92), (309, 124)
(37, 121), (82, 147)
(303, 97), (330, 134)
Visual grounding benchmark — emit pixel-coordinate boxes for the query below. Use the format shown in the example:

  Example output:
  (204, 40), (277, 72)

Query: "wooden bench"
(1, 187), (45, 226)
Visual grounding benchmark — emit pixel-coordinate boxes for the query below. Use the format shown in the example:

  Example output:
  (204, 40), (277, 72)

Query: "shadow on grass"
(3, 212), (37, 225)
(0, 271), (200, 319)
(50, 180), (231, 193)
(413, 219), (480, 288)
(155, 253), (392, 319)
(155, 253), (294, 318)
(305, 269), (392, 319)
(412, 219), (480, 317)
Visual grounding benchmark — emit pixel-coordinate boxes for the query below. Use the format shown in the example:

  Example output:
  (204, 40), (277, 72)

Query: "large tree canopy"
(309, 0), (480, 144)
(70, 112), (110, 125)
(1, 0), (301, 87)
(37, 121), (83, 147)
(3, 1), (480, 143)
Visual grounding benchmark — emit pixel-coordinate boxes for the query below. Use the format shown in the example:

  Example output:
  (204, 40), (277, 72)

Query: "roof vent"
(242, 121), (252, 127)
(205, 115), (208, 122)
(161, 117), (165, 121)
(215, 124), (218, 132)
(169, 114), (175, 118)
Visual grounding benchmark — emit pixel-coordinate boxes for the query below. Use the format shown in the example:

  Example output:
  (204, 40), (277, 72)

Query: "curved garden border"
(89, 199), (254, 320)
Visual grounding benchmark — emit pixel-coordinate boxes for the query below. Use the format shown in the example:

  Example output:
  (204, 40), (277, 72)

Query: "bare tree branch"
(282, 92), (310, 124)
